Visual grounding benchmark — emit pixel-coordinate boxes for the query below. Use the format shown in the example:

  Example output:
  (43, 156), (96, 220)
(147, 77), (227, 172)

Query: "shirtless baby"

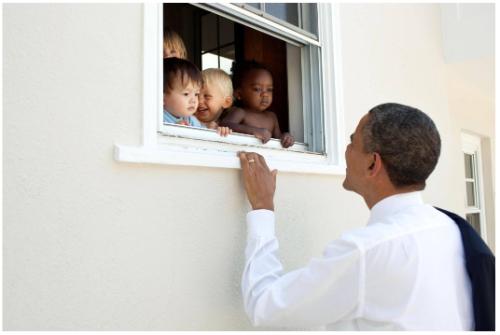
(219, 60), (294, 148)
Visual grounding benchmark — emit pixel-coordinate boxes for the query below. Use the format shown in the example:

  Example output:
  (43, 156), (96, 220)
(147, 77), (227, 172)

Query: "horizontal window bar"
(194, 3), (321, 47)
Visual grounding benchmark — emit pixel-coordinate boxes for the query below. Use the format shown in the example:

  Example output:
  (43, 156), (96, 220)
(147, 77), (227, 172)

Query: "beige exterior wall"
(3, 3), (494, 330)
(445, 58), (495, 249)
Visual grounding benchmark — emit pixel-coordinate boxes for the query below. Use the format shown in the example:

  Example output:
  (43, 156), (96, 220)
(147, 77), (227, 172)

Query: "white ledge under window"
(114, 3), (346, 175)
(116, 123), (345, 174)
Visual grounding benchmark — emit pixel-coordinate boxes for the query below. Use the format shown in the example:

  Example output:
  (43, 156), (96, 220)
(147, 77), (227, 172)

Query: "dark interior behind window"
(164, 3), (291, 133)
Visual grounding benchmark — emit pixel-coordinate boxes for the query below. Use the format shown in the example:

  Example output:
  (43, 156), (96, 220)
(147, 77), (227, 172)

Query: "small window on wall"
(162, 2), (325, 153)
(461, 133), (487, 239)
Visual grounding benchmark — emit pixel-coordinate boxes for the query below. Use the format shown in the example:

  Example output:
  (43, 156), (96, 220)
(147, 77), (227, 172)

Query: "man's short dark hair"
(163, 57), (203, 93)
(362, 103), (441, 190)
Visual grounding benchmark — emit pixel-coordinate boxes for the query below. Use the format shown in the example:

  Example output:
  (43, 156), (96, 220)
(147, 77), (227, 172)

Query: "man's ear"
(367, 152), (383, 177)
(222, 96), (233, 109)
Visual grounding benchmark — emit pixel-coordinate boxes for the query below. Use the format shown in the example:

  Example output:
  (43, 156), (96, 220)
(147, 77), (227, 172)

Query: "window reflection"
(240, 3), (318, 36)
(201, 13), (235, 73)
(464, 153), (473, 179)
(265, 3), (298, 26)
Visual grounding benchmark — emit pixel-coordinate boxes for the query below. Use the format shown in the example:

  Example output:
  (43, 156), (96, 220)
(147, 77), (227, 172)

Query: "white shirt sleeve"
(242, 210), (364, 329)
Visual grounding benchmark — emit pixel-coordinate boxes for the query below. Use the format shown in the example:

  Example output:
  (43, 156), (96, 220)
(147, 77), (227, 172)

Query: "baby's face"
(237, 69), (273, 112)
(163, 81), (200, 118)
(195, 83), (230, 123)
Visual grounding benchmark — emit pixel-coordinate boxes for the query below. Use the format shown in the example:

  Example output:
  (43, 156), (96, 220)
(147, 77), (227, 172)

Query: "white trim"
(199, 3), (321, 47)
(323, 3), (346, 167)
(159, 124), (310, 152)
(114, 3), (346, 176)
(115, 144), (345, 175)
(143, 2), (163, 147)
(461, 132), (488, 241)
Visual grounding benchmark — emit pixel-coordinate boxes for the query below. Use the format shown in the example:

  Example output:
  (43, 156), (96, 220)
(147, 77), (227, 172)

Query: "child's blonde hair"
(164, 28), (187, 59)
(202, 68), (233, 99)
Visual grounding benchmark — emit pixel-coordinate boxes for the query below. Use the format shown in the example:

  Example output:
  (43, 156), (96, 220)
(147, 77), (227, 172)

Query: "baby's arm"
(220, 107), (272, 143)
(271, 112), (294, 148)
(271, 112), (283, 139)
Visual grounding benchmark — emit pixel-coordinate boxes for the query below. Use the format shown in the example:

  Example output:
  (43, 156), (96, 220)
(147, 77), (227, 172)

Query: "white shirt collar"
(367, 191), (423, 225)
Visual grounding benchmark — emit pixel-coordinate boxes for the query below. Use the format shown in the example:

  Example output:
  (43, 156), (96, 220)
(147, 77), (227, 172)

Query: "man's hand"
(238, 151), (277, 211)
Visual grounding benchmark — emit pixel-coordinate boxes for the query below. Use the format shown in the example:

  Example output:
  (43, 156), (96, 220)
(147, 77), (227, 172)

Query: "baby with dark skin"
(219, 61), (294, 148)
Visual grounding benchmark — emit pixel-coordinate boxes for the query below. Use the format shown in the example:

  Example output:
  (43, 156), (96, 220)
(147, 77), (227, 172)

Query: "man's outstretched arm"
(238, 152), (363, 328)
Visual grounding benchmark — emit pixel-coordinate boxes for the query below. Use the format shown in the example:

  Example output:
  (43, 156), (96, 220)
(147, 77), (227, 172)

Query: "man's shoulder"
(340, 223), (398, 250)
(340, 204), (453, 250)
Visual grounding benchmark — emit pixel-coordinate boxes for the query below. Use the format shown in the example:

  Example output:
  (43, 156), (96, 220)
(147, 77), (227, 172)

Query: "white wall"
(445, 57), (496, 249)
(440, 3), (495, 248)
(3, 3), (495, 330)
(440, 3), (495, 62)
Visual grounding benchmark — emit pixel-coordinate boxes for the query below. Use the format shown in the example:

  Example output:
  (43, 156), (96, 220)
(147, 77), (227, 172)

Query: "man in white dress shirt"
(238, 103), (473, 330)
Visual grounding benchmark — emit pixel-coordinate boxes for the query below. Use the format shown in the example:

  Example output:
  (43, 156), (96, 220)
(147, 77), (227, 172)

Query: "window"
(240, 3), (318, 37)
(114, 3), (345, 175)
(162, 2), (323, 151)
(461, 132), (487, 239)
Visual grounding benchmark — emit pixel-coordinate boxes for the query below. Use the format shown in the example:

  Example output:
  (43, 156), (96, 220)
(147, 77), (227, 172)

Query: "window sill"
(159, 123), (311, 151)
(114, 134), (346, 175)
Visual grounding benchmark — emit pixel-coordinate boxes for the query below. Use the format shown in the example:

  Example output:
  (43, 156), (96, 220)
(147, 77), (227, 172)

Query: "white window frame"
(461, 132), (488, 240)
(114, 3), (346, 175)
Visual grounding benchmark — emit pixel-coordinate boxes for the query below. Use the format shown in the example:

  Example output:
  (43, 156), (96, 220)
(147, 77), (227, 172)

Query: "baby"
(195, 68), (233, 136)
(219, 60), (294, 148)
(163, 57), (203, 127)
(164, 27), (187, 59)
(163, 58), (231, 136)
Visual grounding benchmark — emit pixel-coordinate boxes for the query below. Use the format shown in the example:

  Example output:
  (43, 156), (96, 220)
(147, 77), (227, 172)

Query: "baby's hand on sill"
(176, 120), (189, 126)
(253, 128), (272, 144)
(280, 133), (294, 148)
(216, 126), (232, 137)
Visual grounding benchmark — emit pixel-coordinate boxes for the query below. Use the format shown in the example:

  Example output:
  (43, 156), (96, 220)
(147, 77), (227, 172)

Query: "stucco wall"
(3, 3), (494, 330)
(445, 57), (496, 250)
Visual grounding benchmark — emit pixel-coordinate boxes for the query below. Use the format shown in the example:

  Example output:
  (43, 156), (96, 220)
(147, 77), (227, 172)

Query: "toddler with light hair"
(195, 68), (233, 135)
(163, 27), (187, 59)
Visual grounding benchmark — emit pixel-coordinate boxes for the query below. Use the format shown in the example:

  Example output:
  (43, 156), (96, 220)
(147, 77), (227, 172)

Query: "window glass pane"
(201, 14), (217, 52)
(466, 213), (481, 234)
(245, 3), (261, 10)
(265, 3), (299, 26)
(202, 52), (219, 70)
(287, 43), (304, 143)
(301, 3), (318, 35)
(219, 46), (235, 74)
(466, 181), (476, 207)
(464, 153), (473, 179)
(219, 17), (235, 45)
